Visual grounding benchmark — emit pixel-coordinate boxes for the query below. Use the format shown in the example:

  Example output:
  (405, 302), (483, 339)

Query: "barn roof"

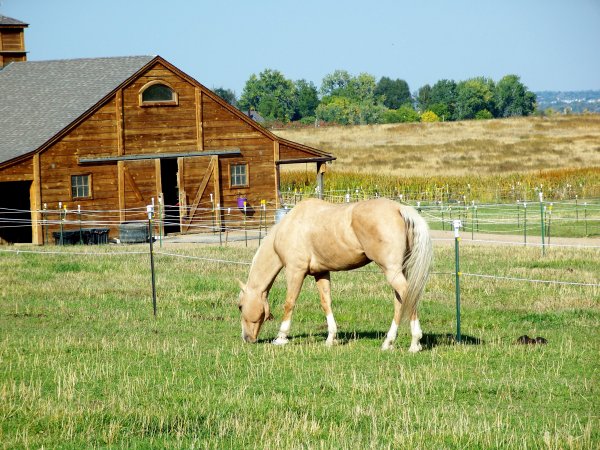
(0, 15), (28, 26)
(0, 56), (154, 164)
(0, 54), (334, 166)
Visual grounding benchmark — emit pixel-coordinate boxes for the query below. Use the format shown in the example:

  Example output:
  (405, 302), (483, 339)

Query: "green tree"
(416, 84), (432, 112)
(348, 72), (378, 102)
(320, 69), (353, 97)
(316, 96), (386, 125)
(238, 69), (296, 122)
(494, 74), (536, 117)
(213, 87), (237, 106)
(429, 79), (456, 120)
(375, 77), (412, 109)
(454, 77), (495, 120)
(293, 79), (319, 120)
(318, 70), (385, 124)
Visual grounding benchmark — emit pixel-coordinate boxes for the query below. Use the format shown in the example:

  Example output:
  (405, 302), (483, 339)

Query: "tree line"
(213, 70), (536, 125)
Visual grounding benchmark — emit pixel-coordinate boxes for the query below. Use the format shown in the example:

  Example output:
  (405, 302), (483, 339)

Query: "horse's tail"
(399, 204), (433, 321)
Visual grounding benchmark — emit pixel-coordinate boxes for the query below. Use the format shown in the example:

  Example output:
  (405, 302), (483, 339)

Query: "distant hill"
(535, 90), (600, 113)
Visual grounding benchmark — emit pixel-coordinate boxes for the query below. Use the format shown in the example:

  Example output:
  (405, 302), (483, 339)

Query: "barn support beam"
(316, 161), (326, 200)
(31, 153), (42, 245)
(273, 141), (280, 209)
(212, 155), (221, 231)
(118, 161), (125, 223)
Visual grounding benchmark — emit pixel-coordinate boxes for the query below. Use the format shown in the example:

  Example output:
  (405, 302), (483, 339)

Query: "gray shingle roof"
(0, 55), (154, 164)
(0, 15), (28, 26)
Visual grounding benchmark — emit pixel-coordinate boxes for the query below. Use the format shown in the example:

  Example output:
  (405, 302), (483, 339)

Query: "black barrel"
(119, 222), (148, 243)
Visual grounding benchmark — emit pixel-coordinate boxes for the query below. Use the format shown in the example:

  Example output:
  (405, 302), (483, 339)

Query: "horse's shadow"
(258, 331), (482, 349)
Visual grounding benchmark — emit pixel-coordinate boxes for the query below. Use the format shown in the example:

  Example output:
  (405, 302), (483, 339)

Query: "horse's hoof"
(381, 342), (394, 351)
(408, 344), (422, 353)
(325, 338), (338, 347)
(272, 337), (289, 346)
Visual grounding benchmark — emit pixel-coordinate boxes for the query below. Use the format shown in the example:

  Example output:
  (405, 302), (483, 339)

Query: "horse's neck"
(247, 231), (283, 293)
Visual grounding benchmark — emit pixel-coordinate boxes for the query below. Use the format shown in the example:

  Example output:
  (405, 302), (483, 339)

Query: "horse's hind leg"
(316, 272), (337, 346)
(382, 290), (402, 350)
(382, 270), (408, 351)
(409, 310), (423, 353)
(381, 269), (423, 352)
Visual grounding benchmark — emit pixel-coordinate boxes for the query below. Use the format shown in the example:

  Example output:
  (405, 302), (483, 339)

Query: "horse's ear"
(237, 279), (246, 292)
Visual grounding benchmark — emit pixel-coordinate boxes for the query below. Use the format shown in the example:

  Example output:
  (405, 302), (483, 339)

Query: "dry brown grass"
(274, 115), (600, 176)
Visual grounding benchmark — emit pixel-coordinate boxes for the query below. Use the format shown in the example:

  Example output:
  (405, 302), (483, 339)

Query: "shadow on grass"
(421, 333), (483, 349)
(257, 331), (483, 349)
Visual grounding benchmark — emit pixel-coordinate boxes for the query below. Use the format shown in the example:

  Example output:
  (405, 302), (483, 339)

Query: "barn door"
(119, 160), (155, 222)
(180, 155), (220, 233)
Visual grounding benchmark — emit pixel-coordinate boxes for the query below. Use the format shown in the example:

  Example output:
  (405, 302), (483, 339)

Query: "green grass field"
(1, 241), (598, 448)
(419, 201), (600, 238)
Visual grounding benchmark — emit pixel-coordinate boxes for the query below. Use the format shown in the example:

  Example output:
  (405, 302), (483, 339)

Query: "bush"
(421, 110), (441, 122)
(475, 109), (494, 120)
(382, 105), (420, 123)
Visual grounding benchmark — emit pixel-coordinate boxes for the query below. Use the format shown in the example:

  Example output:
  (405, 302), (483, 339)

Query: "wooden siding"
(279, 142), (317, 161)
(0, 157), (33, 182)
(123, 63), (198, 154)
(0, 29), (25, 51)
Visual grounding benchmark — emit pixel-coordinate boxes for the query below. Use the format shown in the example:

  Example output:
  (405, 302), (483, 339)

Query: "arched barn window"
(139, 81), (178, 106)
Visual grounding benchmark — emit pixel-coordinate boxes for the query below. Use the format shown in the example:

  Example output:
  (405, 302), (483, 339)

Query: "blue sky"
(2, 0), (599, 95)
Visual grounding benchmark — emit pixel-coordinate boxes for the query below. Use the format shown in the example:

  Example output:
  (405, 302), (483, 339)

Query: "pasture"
(1, 240), (598, 448)
(275, 115), (600, 177)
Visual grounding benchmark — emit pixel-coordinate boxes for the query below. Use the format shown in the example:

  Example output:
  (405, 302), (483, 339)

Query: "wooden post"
(212, 155), (221, 231)
(273, 141), (280, 209)
(317, 161), (326, 200)
(118, 160), (126, 223)
(177, 157), (185, 233)
(115, 90), (124, 157)
(31, 153), (42, 245)
(196, 88), (204, 151)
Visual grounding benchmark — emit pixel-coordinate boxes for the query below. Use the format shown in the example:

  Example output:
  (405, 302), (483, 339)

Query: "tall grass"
(281, 167), (600, 203)
(1, 242), (598, 448)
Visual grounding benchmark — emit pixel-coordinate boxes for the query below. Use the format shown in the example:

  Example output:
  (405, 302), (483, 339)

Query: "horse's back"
(274, 198), (410, 272)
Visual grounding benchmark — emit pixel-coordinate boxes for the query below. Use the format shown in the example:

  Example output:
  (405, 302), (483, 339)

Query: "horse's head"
(238, 280), (273, 343)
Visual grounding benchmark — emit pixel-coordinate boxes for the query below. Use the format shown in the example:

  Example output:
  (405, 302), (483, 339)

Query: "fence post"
(547, 203), (553, 245)
(539, 192), (546, 256)
(243, 201), (248, 248)
(43, 203), (48, 246)
(453, 219), (462, 343)
(523, 202), (527, 246)
(158, 195), (163, 248)
(59, 202), (65, 246)
(259, 199), (266, 245)
(584, 202), (588, 236)
(78, 205), (83, 244)
(147, 204), (157, 317)
(216, 203), (222, 246)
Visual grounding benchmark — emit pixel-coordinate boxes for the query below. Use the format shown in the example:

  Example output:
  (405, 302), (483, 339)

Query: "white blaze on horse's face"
(238, 282), (271, 343)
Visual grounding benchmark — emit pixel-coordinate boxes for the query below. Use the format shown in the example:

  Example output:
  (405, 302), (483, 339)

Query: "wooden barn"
(0, 16), (334, 244)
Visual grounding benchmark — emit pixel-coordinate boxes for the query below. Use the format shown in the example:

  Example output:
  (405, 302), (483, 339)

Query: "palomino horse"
(238, 198), (433, 352)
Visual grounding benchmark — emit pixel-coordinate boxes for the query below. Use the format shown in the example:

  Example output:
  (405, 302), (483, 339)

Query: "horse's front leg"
(315, 272), (337, 346)
(273, 270), (306, 345)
